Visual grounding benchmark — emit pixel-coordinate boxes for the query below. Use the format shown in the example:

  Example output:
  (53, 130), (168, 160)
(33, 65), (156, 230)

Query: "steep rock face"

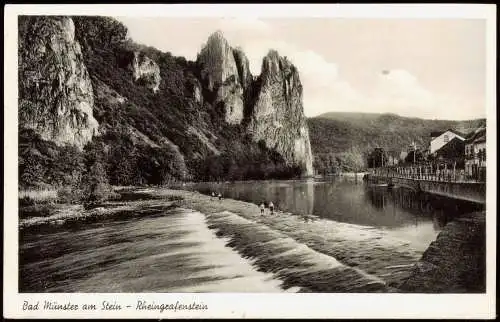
(197, 31), (238, 91)
(214, 76), (244, 124)
(232, 47), (253, 91)
(248, 50), (314, 176)
(193, 81), (203, 104)
(18, 16), (99, 149)
(197, 31), (249, 124)
(129, 51), (161, 93)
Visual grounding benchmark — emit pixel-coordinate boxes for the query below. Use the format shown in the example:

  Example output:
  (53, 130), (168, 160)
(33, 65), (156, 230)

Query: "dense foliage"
(366, 148), (388, 168)
(18, 16), (302, 192)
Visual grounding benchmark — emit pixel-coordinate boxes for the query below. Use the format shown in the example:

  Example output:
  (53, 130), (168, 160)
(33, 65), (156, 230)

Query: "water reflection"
(283, 178), (315, 216)
(365, 185), (483, 229)
(192, 177), (484, 234)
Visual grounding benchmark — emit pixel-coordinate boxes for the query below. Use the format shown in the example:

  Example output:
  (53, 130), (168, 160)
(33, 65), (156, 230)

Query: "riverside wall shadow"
(365, 174), (486, 205)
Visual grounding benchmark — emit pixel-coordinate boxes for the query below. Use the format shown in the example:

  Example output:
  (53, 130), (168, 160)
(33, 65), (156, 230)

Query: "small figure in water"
(211, 191), (216, 200)
(260, 202), (265, 215)
(218, 192), (222, 201)
(269, 201), (274, 215)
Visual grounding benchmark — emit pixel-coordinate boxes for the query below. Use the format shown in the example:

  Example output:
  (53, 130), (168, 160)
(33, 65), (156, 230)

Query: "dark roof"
(434, 137), (465, 158)
(465, 127), (486, 143)
(473, 134), (486, 144)
(430, 129), (466, 138)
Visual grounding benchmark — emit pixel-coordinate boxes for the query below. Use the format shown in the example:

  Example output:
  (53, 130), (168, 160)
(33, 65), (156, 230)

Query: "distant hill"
(307, 111), (485, 162)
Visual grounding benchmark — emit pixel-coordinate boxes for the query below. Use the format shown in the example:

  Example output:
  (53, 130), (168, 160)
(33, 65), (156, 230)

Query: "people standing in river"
(260, 202), (265, 215)
(269, 201), (274, 215)
(218, 192), (222, 201)
(211, 191), (216, 200)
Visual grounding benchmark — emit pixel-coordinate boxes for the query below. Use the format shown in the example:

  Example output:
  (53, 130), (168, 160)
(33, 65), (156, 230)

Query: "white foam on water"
(20, 194), (422, 293)
(21, 207), (290, 293)
(206, 210), (389, 292)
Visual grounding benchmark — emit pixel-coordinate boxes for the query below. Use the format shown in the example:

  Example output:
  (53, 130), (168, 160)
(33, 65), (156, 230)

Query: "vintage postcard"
(3, 3), (497, 319)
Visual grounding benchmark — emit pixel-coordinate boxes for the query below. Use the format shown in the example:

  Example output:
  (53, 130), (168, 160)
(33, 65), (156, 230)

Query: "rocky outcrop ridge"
(18, 16), (99, 149)
(248, 50), (314, 176)
(197, 33), (314, 175)
(232, 47), (253, 91)
(18, 18), (314, 177)
(197, 31), (239, 91)
(197, 31), (249, 124)
(129, 51), (161, 93)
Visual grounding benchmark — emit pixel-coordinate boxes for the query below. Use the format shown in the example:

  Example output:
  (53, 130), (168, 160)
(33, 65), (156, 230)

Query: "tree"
(50, 145), (85, 187)
(343, 146), (365, 171)
(81, 140), (114, 203)
(19, 152), (47, 188)
(82, 160), (113, 203)
(405, 149), (425, 164)
(367, 147), (387, 168)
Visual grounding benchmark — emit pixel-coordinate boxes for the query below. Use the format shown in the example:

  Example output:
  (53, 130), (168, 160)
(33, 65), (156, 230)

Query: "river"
(19, 177), (483, 293)
(188, 177), (482, 251)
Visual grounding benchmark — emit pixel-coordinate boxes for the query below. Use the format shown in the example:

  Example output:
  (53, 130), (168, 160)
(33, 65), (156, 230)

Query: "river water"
(19, 177), (483, 293)
(189, 177), (482, 251)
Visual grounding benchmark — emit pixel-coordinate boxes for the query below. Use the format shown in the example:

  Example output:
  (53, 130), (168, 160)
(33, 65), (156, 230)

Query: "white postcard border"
(4, 3), (497, 319)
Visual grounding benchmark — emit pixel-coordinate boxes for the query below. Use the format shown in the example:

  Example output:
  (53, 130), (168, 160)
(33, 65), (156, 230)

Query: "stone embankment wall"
(399, 211), (486, 293)
(365, 174), (486, 204)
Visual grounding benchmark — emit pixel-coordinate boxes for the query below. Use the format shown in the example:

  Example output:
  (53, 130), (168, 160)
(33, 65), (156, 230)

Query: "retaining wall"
(365, 174), (486, 204)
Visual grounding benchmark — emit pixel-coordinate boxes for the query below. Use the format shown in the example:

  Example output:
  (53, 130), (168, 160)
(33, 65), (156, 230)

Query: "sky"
(116, 17), (486, 120)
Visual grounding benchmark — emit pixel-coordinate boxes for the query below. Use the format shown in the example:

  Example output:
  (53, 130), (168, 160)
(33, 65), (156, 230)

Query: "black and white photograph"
(4, 3), (496, 319)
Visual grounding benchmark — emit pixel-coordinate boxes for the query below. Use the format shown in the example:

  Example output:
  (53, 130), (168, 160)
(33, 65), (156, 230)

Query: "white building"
(429, 129), (465, 154)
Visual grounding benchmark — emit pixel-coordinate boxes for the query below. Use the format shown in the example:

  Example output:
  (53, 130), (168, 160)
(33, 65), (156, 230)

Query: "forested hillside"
(18, 16), (308, 195)
(307, 112), (485, 173)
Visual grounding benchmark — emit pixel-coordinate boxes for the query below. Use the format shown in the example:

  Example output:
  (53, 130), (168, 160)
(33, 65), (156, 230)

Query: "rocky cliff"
(197, 31), (246, 124)
(129, 51), (161, 93)
(18, 16), (99, 149)
(18, 17), (314, 188)
(248, 50), (314, 176)
(197, 33), (314, 175)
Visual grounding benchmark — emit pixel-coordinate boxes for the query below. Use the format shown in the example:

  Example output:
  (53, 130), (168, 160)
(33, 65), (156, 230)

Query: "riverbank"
(18, 189), (182, 230)
(365, 173), (486, 204)
(400, 211), (486, 293)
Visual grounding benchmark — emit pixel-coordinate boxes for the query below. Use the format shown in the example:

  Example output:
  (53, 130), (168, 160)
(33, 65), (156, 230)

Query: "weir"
(364, 174), (486, 205)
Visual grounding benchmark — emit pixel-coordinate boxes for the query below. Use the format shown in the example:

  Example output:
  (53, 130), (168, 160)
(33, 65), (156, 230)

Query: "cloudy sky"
(116, 17), (486, 120)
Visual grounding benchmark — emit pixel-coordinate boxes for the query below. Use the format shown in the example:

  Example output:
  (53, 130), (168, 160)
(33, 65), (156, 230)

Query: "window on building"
(444, 135), (449, 143)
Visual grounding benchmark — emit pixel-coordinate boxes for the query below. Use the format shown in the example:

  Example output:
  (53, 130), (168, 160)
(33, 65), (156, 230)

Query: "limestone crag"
(129, 51), (161, 93)
(232, 47), (253, 91)
(248, 50), (314, 176)
(198, 33), (314, 175)
(215, 79), (245, 124)
(18, 16), (99, 149)
(197, 31), (250, 124)
(18, 20), (315, 177)
(197, 31), (239, 91)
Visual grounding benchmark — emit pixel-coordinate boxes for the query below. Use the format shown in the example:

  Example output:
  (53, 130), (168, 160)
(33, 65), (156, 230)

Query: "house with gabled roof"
(429, 129), (466, 154)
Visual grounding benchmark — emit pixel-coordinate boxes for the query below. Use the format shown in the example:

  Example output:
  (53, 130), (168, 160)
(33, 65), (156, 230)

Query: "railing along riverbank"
(366, 166), (486, 204)
(370, 165), (485, 184)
